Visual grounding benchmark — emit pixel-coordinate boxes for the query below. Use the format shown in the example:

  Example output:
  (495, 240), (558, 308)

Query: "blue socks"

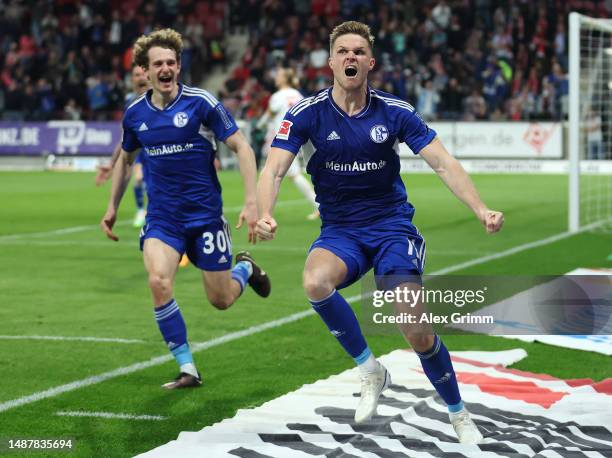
(154, 299), (194, 368)
(134, 182), (145, 210)
(416, 334), (463, 412)
(310, 290), (370, 364)
(231, 261), (252, 294)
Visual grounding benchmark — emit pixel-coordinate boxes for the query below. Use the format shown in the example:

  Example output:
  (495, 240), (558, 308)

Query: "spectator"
(431, 0), (452, 30)
(309, 42), (328, 69)
(440, 77), (464, 119)
(416, 80), (440, 120)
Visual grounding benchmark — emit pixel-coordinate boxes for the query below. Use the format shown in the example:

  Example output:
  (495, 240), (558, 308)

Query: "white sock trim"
(180, 363), (198, 377)
(358, 354), (380, 374)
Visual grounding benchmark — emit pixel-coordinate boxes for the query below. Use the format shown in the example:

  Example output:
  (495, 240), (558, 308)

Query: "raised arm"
(100, 148), (137, 241)
(224, 130), (258, 243)
(255, 147), (296, 241)
(419, 138), (504, 233)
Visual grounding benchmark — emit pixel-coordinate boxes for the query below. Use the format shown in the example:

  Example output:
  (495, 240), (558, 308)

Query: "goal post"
(568, 12), (612, 233)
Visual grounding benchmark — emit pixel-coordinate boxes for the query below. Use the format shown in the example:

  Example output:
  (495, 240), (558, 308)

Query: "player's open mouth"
(159, 75), (172, 84)
(345, 66), (358, 78)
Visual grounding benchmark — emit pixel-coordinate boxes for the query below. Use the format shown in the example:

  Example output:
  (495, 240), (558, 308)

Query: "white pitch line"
(56, 410), (166, 421)
(0, 224), (603, 414)
(0, 335), (147, 344)
(0, 199), (306, 242)
(0, 220), (131, 242)
(0, 308), (322, 414)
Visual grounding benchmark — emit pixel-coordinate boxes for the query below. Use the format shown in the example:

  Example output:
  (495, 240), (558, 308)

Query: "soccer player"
(96, 64), (150, 228)
(100, 29), (271, 389)
(257, 67), (319, 220)
(255, 21), (503, 444)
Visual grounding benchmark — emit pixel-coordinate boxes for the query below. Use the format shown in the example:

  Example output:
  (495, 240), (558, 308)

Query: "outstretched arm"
(100, 148), (136, 241)
(255, 147), (296, 241)
(224, 130), (258, 243)
(420, 138), (504, 233)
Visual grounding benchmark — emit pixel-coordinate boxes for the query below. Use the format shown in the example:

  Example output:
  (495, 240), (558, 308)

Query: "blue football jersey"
(271, 87), (436, 225)
(122, 84), (238, 223)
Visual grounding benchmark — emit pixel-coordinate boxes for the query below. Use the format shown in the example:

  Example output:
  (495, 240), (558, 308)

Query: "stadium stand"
(0, 0), (610, 123)
(218, 0), (610, 123)
(0, 0), (228, 121)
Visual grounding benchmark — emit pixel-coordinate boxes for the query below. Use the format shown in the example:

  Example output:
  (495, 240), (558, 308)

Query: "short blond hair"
(329, 21), (374, 52)
(133, 28), (183, 69)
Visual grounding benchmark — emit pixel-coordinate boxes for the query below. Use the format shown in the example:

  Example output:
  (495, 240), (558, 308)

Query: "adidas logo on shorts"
(218, 255), (228, 263)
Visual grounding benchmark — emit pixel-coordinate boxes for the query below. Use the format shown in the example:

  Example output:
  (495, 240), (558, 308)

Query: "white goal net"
(569, 12), (612, 232)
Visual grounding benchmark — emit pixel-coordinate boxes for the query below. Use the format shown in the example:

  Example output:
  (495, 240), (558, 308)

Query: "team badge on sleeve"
(275, 120), (293, 140)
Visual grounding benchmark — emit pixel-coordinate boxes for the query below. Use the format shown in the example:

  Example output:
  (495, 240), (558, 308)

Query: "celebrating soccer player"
(101, 29), (271, 389)
(256, 21), (503, 444)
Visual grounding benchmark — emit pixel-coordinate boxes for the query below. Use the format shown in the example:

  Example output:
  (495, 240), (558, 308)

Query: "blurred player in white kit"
(258, 67), (319, 220)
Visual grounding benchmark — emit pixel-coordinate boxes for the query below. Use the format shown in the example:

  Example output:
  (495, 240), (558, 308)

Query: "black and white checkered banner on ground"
(139, 349), (612, 458)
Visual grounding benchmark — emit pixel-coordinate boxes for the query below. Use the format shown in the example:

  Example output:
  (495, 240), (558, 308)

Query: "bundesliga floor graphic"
(139, 349), (612, 457)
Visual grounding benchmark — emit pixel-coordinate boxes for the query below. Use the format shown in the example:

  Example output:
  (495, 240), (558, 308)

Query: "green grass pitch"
(0, 170), (609, 457)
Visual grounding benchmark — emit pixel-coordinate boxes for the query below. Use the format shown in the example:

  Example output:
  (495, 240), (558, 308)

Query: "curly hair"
(133, 28), (183, 68)
(329, 21), (375, 53)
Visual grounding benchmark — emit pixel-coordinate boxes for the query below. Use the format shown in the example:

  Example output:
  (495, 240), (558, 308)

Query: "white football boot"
(133, 209), (146, 228)
(450, 409), (483, 444)
(354, 363), (391, 423)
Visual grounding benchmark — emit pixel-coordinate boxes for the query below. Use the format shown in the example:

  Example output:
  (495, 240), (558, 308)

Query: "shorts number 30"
(201, 230), (228, 254)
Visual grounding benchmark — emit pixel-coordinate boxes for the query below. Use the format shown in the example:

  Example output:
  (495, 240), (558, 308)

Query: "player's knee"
(207, 292), (233, 310)
(303, 269), (335, 301)
(407, 334), (435, 353)
(148, 273), (172, 296)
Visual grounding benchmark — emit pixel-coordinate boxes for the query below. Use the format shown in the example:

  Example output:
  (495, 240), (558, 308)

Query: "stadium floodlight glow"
(568, 12), (612, 233)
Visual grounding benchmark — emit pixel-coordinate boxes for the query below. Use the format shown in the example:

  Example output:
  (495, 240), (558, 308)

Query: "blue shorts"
(140, 216), (232, 271)
(309, 217), (425, 290)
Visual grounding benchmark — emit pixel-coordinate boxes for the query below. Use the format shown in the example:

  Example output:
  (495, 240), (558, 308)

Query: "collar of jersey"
(145, 83), (184, 112)
(327, 86), (372, 119)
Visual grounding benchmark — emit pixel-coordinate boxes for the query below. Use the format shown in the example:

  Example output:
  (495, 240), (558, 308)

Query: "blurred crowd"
(0, 0), (227, 121)
(1, 0), (610, 123)
(221, 0), (610, 123)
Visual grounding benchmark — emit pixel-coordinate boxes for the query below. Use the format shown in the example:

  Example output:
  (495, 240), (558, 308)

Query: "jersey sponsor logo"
(326, 131), (340, 141)
(138, 122), (149, 132)
(325, 160), (387, 173)
(275, 120), (293, 140)
(370, 124), (389, 143)
(144, 143), (194, 156)
(173, 112), (189, 128)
